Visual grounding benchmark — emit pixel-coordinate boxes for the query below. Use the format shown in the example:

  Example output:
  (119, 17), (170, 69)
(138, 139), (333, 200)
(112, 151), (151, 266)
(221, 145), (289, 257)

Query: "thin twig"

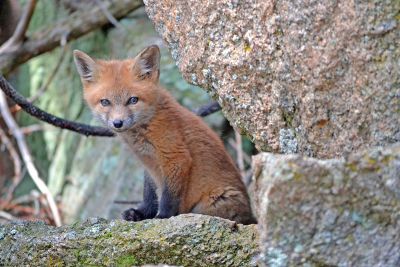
(9, 104), (21, 113)
(32, 190), (41, 216)
(20, 124), (43, 134)
(94, 0), (125, 30)
(0, 210), (17, 221)
(3, 204), (36, 215)
(234, 131), (245, 178)
(37, 193), (54, 222)
(28, 33), (69, 103)
(227, 135), (253, 185)
(114, 200), (141, 205)
(227, 138), (251, 165)
(0, 91), (62, 226)
(0, 126), (22, 204)
(0, 0), (37, 54)
(21, 124), (52, 135)
(10, 189), (39, 205)
(4, 190), (42, 217)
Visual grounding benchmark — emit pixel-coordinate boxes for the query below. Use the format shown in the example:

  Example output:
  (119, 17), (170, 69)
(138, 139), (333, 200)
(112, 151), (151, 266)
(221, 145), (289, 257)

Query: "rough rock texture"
(253, 143), (400, 266)
(144, 0), (400, 158)
(0, 214), (259, 266)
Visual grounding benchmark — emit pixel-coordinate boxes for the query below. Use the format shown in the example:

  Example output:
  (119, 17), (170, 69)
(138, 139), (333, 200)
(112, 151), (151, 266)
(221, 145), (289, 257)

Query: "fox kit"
(73, 45), (256, 224)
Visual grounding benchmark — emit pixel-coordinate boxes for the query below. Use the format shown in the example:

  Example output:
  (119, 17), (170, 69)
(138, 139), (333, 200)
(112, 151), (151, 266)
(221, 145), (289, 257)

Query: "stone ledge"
(0, 214), (259, 267)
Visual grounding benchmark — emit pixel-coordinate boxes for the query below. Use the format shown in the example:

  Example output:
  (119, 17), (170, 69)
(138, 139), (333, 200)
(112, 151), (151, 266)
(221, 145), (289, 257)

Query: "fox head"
(73, 45), (161, 132)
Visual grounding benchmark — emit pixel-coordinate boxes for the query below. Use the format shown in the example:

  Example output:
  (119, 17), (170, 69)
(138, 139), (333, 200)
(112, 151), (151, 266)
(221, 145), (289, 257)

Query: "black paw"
(122, 208), (145, 222)
(155, 213), (172, 219)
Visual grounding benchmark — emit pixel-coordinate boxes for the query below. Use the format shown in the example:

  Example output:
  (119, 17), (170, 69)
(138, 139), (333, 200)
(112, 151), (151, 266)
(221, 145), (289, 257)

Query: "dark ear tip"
(148, 45), (160, 51)
(145, 45), (160, 56)
(73, 50), (86, 59)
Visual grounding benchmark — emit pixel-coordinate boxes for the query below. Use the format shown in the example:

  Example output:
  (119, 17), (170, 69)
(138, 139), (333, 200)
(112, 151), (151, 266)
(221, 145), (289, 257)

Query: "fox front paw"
(122, 208), (145, 222)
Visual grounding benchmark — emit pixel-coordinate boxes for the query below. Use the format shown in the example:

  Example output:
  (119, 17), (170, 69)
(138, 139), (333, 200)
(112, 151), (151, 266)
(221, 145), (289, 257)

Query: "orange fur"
(74, 46), (256, 224)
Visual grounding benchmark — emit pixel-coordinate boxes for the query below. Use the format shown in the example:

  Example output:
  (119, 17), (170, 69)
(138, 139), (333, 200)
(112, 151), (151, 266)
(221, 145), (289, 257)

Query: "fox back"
(74, 45), (256, 224)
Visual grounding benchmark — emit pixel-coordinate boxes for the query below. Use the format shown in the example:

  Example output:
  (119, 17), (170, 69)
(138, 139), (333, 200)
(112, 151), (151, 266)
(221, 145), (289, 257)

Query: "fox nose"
(113, 120), (123, 128)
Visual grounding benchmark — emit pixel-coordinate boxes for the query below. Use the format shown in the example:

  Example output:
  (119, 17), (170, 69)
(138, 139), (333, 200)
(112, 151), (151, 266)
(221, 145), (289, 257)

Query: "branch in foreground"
(0, 76), (221, 137)
(0, 76), (114, 137)
(0, 0), (143, 74)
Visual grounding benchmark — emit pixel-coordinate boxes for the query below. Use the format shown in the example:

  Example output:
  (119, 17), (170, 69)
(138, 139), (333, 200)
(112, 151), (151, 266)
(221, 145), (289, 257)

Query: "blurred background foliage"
(0, 0), (254, 224)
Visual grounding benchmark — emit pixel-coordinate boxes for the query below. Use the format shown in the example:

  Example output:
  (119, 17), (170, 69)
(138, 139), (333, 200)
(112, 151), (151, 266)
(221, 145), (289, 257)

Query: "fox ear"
(73, 50), (97, 82)
(133, 45), (160, 81)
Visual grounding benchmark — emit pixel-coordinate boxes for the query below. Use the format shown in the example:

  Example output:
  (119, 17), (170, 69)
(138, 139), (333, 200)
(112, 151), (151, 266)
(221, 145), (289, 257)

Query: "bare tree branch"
(113, 200), (141, 205)
(10, 190), (40, 206)
(21, 124), (51, 135)
(0, 91), (62, 226)
(0, 0), (37, 54)
(0, 0), (143, 74)
(0, 76), (222, 137)
(0, 76), (115, 137)
(0, 126), (22, 205)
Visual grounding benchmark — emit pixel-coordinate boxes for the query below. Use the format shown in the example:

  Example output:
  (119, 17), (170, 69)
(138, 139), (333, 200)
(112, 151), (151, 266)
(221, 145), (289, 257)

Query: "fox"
(73, 45), (256, 224)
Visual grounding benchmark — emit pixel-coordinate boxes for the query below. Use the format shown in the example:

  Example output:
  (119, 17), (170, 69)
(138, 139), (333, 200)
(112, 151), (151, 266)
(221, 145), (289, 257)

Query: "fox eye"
(127, 96), (139, 105)
(100, 99), (111, 106)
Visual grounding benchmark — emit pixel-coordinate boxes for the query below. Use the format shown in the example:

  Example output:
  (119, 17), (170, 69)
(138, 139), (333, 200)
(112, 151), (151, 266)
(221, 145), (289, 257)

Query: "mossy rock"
(0, 214), (259, 266)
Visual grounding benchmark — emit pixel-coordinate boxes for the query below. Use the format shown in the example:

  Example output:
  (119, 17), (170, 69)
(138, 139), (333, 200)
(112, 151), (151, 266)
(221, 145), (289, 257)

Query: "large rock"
(0, 214), (259, 266)
(253, 143), (400, 266)
(144, 0), (400, 158)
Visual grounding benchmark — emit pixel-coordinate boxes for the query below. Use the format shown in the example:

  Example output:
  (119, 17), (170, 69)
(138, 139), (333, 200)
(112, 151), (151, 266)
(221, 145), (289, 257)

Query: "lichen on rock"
(0, 214), (259, 267)
(144, 0), (400, 158)
(253, 143), (400, 266)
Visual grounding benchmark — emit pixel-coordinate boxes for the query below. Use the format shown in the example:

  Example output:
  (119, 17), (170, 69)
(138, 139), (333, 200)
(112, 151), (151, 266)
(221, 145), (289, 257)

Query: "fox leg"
(152, 143), (191, 219)
(122, 172), (158, 221)
(155, 183), (180, 219)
